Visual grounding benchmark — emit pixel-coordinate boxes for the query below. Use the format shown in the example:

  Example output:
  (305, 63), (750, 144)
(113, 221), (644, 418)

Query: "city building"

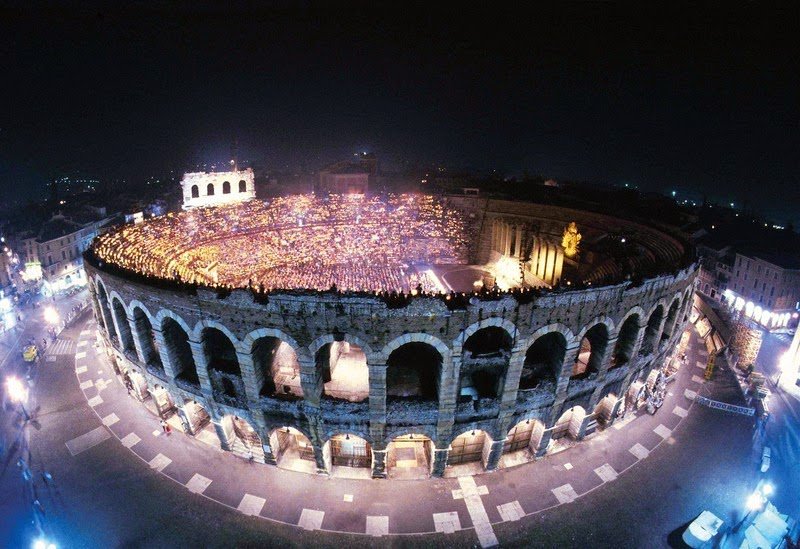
(720, 252), (800, 329)
(21, 212), (115, 295)
(180, 168), (256, 210)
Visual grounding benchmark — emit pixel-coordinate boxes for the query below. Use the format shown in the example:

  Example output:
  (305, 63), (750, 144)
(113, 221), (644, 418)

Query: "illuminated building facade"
(180, 168), (256, 210)
(22, 214), (114, 294)
(721, 253), (800, 329)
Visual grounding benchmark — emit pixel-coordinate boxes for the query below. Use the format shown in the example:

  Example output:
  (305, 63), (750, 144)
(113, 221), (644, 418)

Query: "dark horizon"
(1, 3), (797, 222)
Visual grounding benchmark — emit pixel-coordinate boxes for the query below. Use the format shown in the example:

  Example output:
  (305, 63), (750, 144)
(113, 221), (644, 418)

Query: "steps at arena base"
(229, 436), (266, 464)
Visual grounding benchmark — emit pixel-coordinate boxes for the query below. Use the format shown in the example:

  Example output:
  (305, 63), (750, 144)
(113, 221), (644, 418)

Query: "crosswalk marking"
(48, 339), (75, 355)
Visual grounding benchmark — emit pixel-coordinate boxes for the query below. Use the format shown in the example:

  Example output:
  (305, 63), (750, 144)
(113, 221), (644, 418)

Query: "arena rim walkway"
(63, 316), (710, 547)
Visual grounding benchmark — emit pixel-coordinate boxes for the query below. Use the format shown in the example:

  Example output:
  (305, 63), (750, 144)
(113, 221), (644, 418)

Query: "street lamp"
(32, 539), (57, 549)
(43, 306), (59, 325)
(6, 376), (30, 420)
(734, 489), (767, 532)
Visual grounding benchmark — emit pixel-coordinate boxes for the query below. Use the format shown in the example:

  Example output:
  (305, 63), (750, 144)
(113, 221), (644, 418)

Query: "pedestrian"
(160, 419), (169, 434)
(164, 421), (172, 435)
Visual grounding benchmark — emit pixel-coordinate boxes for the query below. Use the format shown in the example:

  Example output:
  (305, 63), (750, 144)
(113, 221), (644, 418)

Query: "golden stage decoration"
(561, 222), (581, 257)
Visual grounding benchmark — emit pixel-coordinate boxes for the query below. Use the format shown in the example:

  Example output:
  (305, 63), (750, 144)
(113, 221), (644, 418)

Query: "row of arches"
(93, 275), (692, 412)
(190, 179), (248, 198)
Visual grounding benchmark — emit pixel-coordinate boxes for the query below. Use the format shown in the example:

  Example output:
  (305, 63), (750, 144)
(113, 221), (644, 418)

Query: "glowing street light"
(6, 376), (30, 420)
(32, 539), (57, 549)
(43, 306), (59, 325)
(776, 352), (793, 387)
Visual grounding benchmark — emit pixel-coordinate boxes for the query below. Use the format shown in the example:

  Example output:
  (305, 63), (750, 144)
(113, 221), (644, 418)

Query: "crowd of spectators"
(92, 193), (470, 292)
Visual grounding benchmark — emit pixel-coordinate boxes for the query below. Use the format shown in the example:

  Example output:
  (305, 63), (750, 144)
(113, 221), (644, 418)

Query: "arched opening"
(386, 342), (442, 402)
(447, 429), (492, 468)
(96, 282), (116, 339)
(132, 307), (161, 368)
(123, 368), (148, 400)
(501, 419), (545, 467)
(460, 327), (512, 400)
(191, 184), (199, 198)
(206, 183), (215, 196)
(220, 415), (264, 462)
(162, 317), (198, 386)
(387, 433), (433, 480)
(572, 323), (609, 378)
(111, 298), (135, 353)
(201, 328), (244, 402)
(251, 336), (303, 399)
(325, 434), (372, 478)
(148, 383), (175, 419)
(661, 299), (681, 342)
(238, 180), (247, 193)
(520, 332), (566, 390)
(317, 339), (369, 402)
(182, 398), (211, 434)
(551, 406), (586, 443)
(639, 305), (664, 356)
(270, 426), (316, 474)
(612, 314), (640, 368)
(222, 181), (231, 194)
(593, 393), (619, 426)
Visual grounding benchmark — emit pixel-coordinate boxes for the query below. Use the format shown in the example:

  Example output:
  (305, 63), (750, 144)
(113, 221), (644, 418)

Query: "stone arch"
(323, 431), (373, 471)
(192, 319), (241, 349)
(639, 302), (666, 356)
(154, 309), (193, 338)
(110, 295), (135, 352)
(612, 310), (641, 368)
(503, 417), (546, 457)
(382, 332), (451, 363)
(453, 317), (519, 353)
(220, 414), (265, 462)
(198, 324), (243, 401)
(615, 306), (647, 338)
(385, 339), (444, 401)
(130, 303), (161, 368)
(661, 295), (682, 341)
(244, 328), (305, 398)
(191, 184), (199, 198)
(552, 405), (586, 440)
(222, 181), (231, 194)
(384, 424), (438, 444)
(572, 320), (610, 378)
(323, 428), (374, 446)
(206, 182), (215, 196)
(574, 315), (615, 344)
(238, 180), (247, 193)
(94, 276), (116, 339)
(518, 324), (575, 390)
(309, 333), (372, 403)
(447, 428), (492, 466)
(158, 311), (198, 386)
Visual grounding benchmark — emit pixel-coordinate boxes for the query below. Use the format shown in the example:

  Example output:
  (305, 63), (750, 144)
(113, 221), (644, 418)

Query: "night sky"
(1, 3), (797, 221)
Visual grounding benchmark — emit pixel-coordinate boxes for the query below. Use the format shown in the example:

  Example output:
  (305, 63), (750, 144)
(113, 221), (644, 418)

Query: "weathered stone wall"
(85, 197), (697, 477)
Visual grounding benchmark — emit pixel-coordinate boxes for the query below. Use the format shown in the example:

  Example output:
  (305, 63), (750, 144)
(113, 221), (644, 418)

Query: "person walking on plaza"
(161, 419), (172, 435)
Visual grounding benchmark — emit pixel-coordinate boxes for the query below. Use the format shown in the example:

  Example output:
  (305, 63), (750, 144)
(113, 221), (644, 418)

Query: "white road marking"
(366, 515), (389, 537)
(76, 365), (88, 374)
(433, 511), (461, 534)
(563, 462), (573, 470)
(453, 476), (497, 547)
(102, 413), (119, 426)
(551, 483), (579, 504)
(497, 500), (525, 522)
(79, 380), (94, 390)
(87, 395), (103, 407)
(673, 405), (689, 418)
(148, 453), (171, 472)
(237, 493), (266, 516)
(691, 375), (705, 384)
(77, 340), (88, 347)
(629, 443), (649, 460)
(685, 389), (697, 400)
(343, 494), (353, 502)
(298, 508), (324, 530)
(186, 473), (212, 494)
(75, 351), (87, 359)
(65, 426), (111, 456)
(120, 433), (141, 448)
(654, 424), (672, 439)
(594, 463), (618, 482)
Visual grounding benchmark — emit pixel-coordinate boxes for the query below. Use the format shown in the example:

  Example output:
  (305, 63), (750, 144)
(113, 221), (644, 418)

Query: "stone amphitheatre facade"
(84, 194), (698, 479)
